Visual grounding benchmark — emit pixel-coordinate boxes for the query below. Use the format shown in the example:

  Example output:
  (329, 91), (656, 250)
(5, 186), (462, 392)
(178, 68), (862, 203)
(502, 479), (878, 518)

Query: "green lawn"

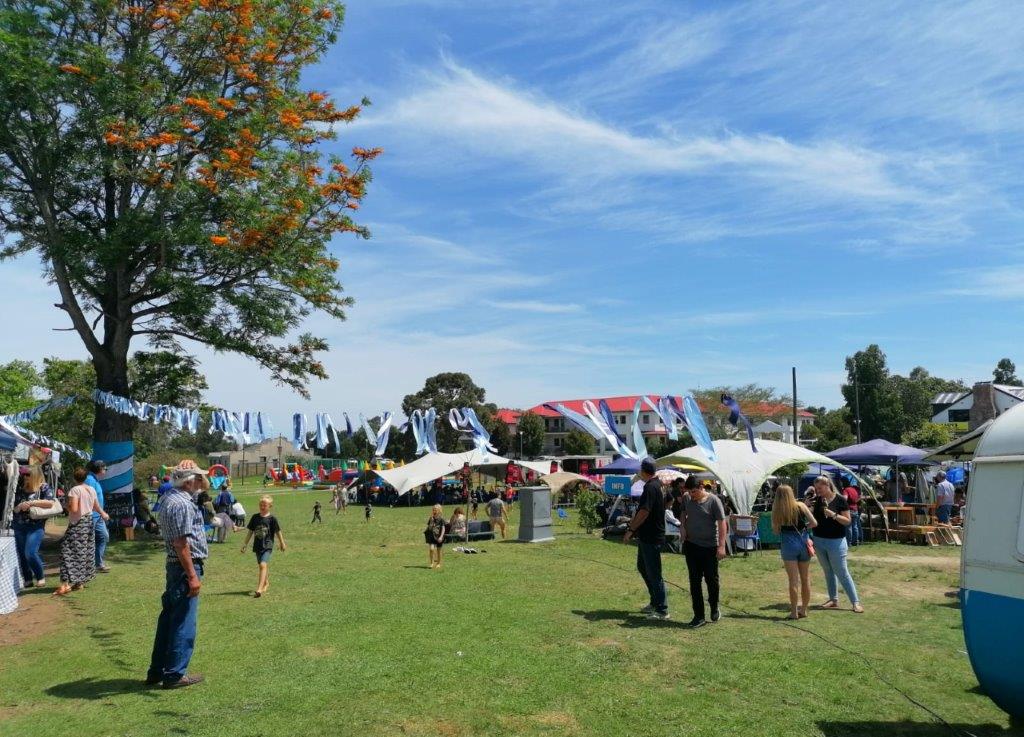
(0, 484), (1013, 737)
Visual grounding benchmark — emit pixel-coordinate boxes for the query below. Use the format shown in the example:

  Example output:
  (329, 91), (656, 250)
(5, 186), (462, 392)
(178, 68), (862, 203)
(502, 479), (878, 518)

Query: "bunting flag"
(0, 416), (91, 459)
(721, 394), (757, 453)
(448, 407), (496, 459)
(343, 412), (354, 438)
(630, 400), (648, 458)
(1, 396), (78, 425)
(313, 412), (341, 452)
(292, 413), (307, 451)
(543, 403), (603, 441)
(682, 395), (718, 462)
(643, 395), (684, 441)
(597, 400), (626, 445)
(359, 412), (394, 457)
(410, 408), (438, 455)
(544, 402), (639, 459)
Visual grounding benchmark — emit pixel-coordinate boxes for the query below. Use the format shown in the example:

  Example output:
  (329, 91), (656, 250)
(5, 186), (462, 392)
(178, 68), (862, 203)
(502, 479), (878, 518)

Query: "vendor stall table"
(882, 504), (916, 528)
(0, 536), (23, 615)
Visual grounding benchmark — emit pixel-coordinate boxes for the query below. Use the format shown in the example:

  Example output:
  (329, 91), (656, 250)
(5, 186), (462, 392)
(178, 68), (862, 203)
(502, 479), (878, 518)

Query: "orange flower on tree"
(210, 235), (229, 246)
(59, 64), (83, 74)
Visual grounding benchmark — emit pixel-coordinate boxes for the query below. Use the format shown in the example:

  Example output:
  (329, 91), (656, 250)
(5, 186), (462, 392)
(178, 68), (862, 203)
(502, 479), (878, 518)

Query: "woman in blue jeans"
(12, 465), (58, 588)
(809, 476), (864, 613)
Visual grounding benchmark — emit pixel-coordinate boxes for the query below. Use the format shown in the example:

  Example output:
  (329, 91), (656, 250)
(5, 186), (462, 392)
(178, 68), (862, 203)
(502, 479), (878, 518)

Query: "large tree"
(841, 345), (899, 442)
(401, 372), (490, 453)
(563, 427), (595, 456)
(0, 1), (376, 457)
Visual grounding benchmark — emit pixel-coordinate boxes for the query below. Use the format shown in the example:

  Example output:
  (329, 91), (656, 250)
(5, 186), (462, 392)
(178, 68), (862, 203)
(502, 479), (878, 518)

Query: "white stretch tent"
(373, 450), (551, 495)
(539, 471), (598, 495)
(657, 439), (862, 514)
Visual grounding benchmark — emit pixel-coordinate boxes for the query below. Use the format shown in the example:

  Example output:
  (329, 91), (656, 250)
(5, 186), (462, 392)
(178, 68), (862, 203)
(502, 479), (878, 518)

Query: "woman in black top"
(809, 476), (863, 613)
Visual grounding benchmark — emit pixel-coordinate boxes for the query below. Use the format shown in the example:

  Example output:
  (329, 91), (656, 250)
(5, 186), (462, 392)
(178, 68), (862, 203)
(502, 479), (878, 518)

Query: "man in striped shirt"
(146, 460), (209, 689)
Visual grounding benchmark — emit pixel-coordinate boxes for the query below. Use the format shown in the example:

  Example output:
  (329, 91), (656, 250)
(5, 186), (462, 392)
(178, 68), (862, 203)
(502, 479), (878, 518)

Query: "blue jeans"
(13, 524), (46, 584)
(936, 504), (953, 523)
(815, 536), (859, 604)
(94, 516), (109, 567)
(148, 560), (203, 684)
(636, 541), (667, 614)
(846, 513), (862, 546)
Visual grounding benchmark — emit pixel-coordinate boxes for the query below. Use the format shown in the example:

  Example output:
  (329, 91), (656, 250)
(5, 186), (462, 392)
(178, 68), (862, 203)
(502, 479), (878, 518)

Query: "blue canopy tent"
(824, 438), (934, 504)
(589, 457), (640, 475)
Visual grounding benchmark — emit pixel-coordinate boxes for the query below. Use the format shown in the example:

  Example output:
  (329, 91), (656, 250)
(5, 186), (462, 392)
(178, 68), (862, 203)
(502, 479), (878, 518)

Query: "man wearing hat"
(147, 459), (209, 689)
(623, 457), (669, 620)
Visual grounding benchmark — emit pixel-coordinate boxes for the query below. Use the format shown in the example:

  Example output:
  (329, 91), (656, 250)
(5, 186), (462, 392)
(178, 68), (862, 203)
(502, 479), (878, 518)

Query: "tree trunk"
(90, 348), (137, 496)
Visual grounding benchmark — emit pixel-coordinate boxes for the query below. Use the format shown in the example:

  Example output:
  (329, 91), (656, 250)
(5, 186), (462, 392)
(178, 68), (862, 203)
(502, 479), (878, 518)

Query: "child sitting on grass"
(240, 495), (287, 598)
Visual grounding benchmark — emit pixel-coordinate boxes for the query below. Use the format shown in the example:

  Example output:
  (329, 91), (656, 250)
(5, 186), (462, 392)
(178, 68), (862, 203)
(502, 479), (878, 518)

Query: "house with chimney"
(931, 382), (1024, 433)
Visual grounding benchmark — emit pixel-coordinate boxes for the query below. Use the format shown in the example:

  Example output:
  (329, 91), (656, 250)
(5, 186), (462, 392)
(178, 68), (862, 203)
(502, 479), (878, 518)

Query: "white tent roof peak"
(372, 449), (551, 495)
(656, 439), (861, 514)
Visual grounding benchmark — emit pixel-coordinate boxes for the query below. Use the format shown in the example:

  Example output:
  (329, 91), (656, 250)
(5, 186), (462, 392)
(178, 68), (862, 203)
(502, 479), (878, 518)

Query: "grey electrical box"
(516, 486), (554, 543)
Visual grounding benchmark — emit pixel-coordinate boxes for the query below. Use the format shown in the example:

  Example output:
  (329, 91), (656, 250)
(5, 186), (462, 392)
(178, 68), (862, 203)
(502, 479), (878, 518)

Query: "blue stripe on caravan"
(962, 587), (1024, 719)
(92, 440), (134, 493)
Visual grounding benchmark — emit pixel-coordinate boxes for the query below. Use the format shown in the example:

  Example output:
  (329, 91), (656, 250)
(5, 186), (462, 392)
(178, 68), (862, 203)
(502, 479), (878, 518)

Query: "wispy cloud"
(483, 299), (583, 314)
(949, 264), (1024, 300)
(363, 58), (923, 203)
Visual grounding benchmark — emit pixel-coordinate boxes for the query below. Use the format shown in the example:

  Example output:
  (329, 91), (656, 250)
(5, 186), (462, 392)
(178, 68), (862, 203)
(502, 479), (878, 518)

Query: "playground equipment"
(208, 464), (229, 491)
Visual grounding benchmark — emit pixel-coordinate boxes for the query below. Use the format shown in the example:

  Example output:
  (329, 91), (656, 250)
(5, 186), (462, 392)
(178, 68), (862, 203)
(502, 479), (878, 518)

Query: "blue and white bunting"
(411, 408), (438, 455)
(721, 394), (757, 453)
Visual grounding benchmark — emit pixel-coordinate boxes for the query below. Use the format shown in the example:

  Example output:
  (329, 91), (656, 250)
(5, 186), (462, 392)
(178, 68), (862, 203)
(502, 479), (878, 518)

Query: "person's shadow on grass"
(45, 677), (157, 700)
(571, 609), (691, 629)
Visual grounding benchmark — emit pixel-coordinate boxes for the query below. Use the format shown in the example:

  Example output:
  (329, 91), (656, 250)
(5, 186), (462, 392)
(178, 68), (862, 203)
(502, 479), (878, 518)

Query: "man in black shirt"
(623, 457), (668, 620)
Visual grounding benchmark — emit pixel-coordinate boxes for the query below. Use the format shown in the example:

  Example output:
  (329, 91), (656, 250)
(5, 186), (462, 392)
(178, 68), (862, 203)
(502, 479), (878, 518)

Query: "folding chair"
(728, 514), (760, 555)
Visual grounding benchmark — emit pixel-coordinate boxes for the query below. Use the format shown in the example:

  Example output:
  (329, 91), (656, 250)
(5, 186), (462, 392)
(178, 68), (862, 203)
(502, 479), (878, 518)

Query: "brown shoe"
(162, 674), (204, 689)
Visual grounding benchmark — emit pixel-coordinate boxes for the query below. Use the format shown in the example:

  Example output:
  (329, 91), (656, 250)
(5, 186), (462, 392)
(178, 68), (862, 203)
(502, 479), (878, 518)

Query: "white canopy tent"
(373, 449), (551, 496)
(657, 439), (863, 514)
(539, 471), (598, 495)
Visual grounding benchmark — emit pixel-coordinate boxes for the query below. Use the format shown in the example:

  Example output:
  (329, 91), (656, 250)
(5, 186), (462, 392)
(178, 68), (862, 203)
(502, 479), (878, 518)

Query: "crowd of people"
(620, 458), (865, 626)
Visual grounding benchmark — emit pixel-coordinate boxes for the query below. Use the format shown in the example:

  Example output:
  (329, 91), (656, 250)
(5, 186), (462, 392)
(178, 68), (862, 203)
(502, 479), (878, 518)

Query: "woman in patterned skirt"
(54, 468), (109, 596)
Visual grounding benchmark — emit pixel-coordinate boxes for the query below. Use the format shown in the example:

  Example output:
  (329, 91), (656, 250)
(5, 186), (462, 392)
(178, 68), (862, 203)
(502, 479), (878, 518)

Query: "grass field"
(0, 483), (1013, 737)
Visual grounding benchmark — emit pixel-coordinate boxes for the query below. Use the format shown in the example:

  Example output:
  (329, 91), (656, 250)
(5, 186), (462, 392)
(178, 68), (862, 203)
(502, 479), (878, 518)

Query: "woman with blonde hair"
(448, 506), (467, 543)
(12, 465), (58, 588)
(424, 504), (446, 569)
(809, 475), (863, 613)
(771, 485), (818, 619)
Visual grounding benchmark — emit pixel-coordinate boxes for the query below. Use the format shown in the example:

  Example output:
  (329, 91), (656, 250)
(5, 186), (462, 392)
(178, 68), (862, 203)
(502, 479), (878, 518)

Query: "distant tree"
(902, 422), (954, 449)
(517, 411), (545, 458)
(994, 358), (1022, 386)
(0, 360), (40, 414)
(402, 373), (488, 453)
(813, 408), (856, 453)
(644, 436), (665, 459)
(805, 406), (827, 416)
(800, 422), (821, 440)
(488, 419), (512, 457)
(841, 345), (900, 441)
(563, 428), (596, 456)
(27, 358), (96, 450)
(689, 385), (791, 438)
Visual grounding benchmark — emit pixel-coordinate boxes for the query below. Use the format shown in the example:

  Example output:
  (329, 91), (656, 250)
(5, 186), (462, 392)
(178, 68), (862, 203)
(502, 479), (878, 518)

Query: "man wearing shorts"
(487, 493), (508, 539)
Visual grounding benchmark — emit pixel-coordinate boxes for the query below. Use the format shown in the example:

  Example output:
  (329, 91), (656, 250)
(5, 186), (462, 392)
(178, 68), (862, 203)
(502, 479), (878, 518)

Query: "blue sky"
(4, 0), (1024, 421)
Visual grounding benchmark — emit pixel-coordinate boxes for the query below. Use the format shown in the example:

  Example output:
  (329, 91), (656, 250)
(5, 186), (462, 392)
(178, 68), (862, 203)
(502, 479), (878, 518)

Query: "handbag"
(29, 500), (63, 520)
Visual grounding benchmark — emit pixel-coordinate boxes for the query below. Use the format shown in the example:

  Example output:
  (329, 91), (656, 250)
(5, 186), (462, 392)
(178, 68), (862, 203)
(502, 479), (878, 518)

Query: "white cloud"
(483, 299), (583, 314)
(362, 58), (924, 202)
(949, 264), (1024, 300)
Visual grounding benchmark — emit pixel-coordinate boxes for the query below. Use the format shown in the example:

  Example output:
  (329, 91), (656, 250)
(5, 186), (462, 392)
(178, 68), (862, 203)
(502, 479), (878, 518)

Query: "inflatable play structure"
(208, 464), (229, 490)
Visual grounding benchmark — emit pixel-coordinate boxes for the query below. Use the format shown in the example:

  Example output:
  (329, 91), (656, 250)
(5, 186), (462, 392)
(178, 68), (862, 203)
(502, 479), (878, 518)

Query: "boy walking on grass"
(240, 495), (287, 598)
(311, 500), (323, 524)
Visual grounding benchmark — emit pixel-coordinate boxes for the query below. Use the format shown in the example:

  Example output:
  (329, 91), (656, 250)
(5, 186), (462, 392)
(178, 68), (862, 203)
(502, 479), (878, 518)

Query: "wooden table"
(882, 504), (916, 528)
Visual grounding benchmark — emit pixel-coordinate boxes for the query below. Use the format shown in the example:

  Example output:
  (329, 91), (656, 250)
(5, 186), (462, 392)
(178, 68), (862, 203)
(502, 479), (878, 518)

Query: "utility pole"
(792, 367), (799, 445)
(853, 362), (863, 443)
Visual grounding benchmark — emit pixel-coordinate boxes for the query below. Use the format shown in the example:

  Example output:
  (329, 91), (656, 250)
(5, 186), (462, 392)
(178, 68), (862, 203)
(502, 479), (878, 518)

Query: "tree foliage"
(401, 372), (489, 454)
(0, 0), (377, 446)
(488, 418), (512, 457)
(0, 360), (39, 414)
(563, 427), (595, 456)
(689, 385), (792, 439)
(901, 422), (954, 449)
(517, 411), (544, 458)
(813, 408), (856, 453)
(841, 345), (965, 442)
(994, 358), (1022, 386)
(574, 485), (602, 534)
